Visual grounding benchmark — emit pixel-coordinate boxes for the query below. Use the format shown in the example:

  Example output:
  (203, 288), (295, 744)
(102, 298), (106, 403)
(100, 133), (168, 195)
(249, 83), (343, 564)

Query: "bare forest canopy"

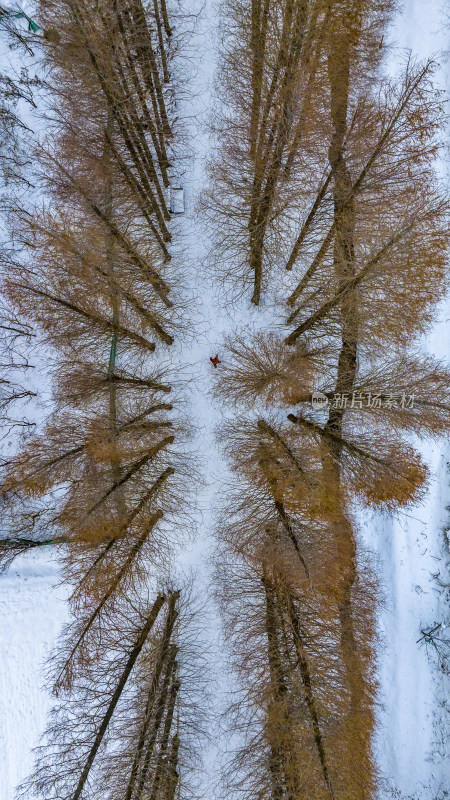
(1, 2), (205, 799)
(205, 0), (449, 798)
(0, 0), (449, 799)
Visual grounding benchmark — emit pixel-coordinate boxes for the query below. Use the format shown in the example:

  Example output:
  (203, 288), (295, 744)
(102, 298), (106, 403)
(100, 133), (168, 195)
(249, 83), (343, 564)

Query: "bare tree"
(1, 4), (206, 799)
(208, 1), (449, 797)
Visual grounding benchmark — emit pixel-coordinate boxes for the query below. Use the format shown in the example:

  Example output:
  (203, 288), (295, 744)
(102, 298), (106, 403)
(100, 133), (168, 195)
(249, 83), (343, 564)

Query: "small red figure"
(210, 354), (222, 368)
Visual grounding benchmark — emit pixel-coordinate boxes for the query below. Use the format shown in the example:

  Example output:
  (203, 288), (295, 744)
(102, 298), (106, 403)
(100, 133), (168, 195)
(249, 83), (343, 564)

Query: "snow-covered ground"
(0, 553), (68, 800)
(374, 448), (449, 798)
(0, 11), (68, 799)
(373, 3), (450, 797)
(0, 1), (448, 798)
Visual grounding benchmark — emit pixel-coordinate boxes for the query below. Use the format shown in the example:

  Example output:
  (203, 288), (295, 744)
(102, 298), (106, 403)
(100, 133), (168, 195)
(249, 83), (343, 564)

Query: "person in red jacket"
(210, 354), (221, 368)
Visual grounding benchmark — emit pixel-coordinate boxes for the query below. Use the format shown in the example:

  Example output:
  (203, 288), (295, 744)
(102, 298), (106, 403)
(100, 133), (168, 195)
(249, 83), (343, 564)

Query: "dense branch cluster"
(0, 17), (40, 446)
(19, 588), (206, 800)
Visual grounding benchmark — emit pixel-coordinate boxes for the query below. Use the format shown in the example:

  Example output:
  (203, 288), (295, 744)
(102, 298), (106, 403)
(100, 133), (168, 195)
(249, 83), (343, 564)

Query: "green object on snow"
(27, 16), (40, 32)
(0, 4), (40, 32)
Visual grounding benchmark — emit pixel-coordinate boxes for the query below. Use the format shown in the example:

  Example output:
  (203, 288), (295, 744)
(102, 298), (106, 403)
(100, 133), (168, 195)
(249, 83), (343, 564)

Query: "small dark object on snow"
(170, 186), (184, 214)
(210, 354), (221, 368)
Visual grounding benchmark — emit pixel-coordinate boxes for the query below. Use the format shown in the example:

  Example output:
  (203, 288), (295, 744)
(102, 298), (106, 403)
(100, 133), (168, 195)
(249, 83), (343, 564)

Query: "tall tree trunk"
(134, 645), (178, 799)
(147, 672), (180, 800)
(249, 0), (271, 160)
(70, 594), (166, 800)
(103, 110), (124, 524)
(162, 733), (179, 800)
(249, 0), (308, 304)
(323, 8), (371, 797)
(152, 0), (169, 83)
(262, 567), (289, 800)
(125, 591), (179, 800)
(283, 589), (335, 800)
(54, 510), (164, 692)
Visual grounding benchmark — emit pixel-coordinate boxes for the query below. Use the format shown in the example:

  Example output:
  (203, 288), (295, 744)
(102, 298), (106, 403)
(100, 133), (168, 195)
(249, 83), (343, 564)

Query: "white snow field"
(0, 553), (68, 800)
(373, 2), (450, 796)
(0, 0), (448, 798)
